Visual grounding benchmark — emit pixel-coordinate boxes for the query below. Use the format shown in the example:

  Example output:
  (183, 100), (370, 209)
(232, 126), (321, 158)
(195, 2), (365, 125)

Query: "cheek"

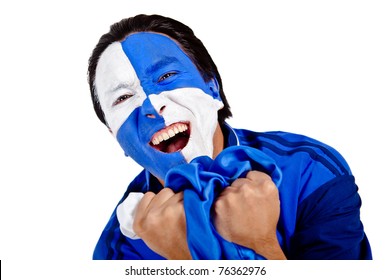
(156, 88), (223, 125)
(116, 107), (157, 156)
(151, 89), (223, 162)
(107, 97), (143, 137)
(116, 111), (142, 156)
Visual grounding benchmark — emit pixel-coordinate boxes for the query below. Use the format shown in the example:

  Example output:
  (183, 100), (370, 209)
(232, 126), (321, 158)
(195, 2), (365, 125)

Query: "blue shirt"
(93, 124), (372, 260)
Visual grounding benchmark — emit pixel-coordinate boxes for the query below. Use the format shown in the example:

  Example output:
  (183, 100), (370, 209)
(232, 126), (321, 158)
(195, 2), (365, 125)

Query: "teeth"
(151, 123), (188, 145)
(178, 125), (187, 133)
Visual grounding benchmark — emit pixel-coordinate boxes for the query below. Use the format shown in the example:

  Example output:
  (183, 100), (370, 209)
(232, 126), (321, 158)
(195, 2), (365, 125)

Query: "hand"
(133, 188), (192, 259)
(213, 171), (286, 259)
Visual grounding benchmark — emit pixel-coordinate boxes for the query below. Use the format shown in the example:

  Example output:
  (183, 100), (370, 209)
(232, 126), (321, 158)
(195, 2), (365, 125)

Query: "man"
(87, 14), (372, 260)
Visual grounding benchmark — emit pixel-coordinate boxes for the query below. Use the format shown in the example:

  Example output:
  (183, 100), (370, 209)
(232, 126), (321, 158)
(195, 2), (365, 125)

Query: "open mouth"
(150, 122), (190, 153)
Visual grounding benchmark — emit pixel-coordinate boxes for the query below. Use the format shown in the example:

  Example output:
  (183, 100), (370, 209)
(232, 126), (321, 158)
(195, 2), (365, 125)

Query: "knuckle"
(214, 196), (229, 214)
(159, 188), (174, 195)
(214, 198), (224, 211)
(143, 191), (156, 200)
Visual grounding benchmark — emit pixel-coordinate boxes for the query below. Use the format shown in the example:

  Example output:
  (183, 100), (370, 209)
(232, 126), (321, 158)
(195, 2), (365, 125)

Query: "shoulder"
(234, 129), (352, 177)
(234, 128), (354, 203)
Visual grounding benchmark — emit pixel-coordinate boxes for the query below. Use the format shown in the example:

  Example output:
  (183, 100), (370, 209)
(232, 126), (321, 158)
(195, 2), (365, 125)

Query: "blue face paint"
(99, 33), (223, 181)
(120, 33), (218, 98)
(116, 107), (187, 179)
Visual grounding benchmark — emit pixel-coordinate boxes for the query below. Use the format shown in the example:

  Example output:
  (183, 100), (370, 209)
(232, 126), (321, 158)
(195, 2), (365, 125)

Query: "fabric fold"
(165, 145), (282, 259)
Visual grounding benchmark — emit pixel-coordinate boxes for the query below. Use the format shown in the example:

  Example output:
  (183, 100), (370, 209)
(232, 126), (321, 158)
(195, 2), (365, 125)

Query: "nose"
(146, 105), (165, 119)
(141, 96), (166, 119)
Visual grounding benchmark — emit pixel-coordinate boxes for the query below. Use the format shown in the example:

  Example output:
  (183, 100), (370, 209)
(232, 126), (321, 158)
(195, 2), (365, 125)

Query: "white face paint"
(94, 42), (147, 135)
(149, 88), (223, 161)
(94, 33), (223, 180)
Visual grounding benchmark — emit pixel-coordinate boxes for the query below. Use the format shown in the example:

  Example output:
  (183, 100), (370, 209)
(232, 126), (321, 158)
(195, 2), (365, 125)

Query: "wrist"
(165, 246), (192, 260)
(253, 237), (287, 260)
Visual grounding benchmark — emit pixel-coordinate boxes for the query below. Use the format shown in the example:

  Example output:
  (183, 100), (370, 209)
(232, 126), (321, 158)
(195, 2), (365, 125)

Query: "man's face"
(95, 32), (223, 180)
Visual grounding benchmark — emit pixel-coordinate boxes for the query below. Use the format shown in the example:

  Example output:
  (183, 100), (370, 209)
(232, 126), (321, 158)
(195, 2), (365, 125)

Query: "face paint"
(95, 42), (147, 134)
(95, 32), (223, 180)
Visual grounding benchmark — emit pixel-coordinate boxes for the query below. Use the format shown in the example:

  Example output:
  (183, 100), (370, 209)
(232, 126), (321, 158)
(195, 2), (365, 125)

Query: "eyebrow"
(110, 83), (131, 93)
(145, 56), (179, 76)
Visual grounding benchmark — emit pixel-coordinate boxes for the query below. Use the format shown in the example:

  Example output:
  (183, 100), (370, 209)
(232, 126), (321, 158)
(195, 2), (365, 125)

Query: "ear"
(207, 76), (221, 100)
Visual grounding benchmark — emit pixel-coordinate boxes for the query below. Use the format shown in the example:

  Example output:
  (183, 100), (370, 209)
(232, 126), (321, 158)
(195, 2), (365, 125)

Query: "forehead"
(120, 32), (194, 75)
(95, 32), (190, 91)
(95, 42), (135, 91)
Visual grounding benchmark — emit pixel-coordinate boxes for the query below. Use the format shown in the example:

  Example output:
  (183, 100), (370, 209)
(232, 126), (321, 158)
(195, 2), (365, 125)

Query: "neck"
(212, 123), (224, 159)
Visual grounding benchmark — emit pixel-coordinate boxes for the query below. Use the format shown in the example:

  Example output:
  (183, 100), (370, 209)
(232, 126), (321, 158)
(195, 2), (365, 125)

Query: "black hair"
(87, 14), (232, 127)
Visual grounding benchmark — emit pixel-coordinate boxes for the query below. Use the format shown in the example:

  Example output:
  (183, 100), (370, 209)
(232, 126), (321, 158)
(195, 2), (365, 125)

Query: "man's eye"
(112, 94), (133, 106)
(158, 72), (176, 83)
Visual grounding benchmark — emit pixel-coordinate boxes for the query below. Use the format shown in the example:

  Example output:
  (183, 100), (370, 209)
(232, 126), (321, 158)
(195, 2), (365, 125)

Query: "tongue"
(166, 136), (188, 153)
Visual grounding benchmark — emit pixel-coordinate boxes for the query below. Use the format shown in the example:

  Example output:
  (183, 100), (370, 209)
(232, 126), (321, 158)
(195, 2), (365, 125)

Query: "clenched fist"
(133, 188), (192, 259)
(213, 171), (286, 260)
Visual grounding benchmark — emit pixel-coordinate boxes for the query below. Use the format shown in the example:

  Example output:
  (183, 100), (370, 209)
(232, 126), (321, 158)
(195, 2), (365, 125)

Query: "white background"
(0, 0), (389, 279)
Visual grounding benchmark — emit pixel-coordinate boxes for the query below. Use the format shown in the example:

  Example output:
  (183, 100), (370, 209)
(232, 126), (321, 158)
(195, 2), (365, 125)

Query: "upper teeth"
(151, 123), (188, 145)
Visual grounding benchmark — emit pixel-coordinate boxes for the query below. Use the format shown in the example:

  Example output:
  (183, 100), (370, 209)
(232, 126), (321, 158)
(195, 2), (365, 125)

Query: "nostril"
(159, 105), (166, 114)
(146, 114), (156, 119)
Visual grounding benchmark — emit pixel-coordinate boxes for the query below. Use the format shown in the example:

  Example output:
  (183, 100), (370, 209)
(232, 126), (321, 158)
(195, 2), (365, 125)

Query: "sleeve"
(288, 175), (372, 260)
(93, 171), (165, 260)
(93, 213), (143, 260)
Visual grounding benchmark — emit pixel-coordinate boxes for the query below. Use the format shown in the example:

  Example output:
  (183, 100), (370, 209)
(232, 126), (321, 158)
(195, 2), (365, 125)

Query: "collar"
(222, 122), (240, 147)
